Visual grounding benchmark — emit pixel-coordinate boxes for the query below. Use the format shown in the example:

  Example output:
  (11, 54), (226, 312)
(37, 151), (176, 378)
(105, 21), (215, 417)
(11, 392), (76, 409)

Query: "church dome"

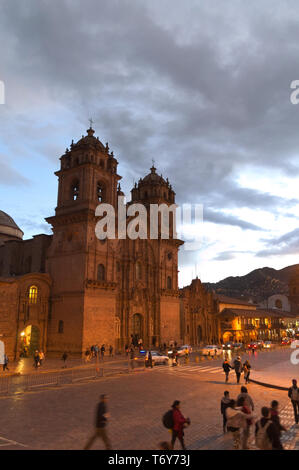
(130, 165), (175, 204)
(141, 165), (167, 185)
(0, 211), (24, 244)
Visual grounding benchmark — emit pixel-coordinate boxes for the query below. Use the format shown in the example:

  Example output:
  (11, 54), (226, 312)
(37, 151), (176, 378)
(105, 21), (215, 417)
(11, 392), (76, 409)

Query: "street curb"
(250, 378), (288, 391)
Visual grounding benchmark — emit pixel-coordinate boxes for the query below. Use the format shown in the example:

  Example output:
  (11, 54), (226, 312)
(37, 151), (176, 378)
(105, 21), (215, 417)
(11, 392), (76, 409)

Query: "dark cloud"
(204, 208), (263, 231)
(0, 0), (299, 273)
(256, 228), (299, 257)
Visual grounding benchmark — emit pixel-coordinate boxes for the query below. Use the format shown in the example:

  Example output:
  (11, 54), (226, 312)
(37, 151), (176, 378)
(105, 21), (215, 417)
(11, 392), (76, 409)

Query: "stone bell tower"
(45, 125), (122, 356)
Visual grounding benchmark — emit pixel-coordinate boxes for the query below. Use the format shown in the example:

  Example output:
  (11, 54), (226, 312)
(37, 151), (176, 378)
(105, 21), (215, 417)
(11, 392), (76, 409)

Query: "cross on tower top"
(88, 117), (94, 129)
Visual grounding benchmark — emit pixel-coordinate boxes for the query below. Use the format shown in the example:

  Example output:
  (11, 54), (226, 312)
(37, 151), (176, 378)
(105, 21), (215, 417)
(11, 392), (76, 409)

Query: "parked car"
(263, 341), (273, 349)
(145, 351), (169, 366)
(200, 345), (222, 356)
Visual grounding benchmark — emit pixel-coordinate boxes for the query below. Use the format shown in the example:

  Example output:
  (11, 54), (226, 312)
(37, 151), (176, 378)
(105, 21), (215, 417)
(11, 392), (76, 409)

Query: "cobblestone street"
(0, 348), (298, 450)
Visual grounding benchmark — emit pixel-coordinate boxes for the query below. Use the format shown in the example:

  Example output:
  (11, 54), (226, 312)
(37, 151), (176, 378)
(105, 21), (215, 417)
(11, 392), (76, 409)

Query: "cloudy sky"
(0, 0), (299, 286)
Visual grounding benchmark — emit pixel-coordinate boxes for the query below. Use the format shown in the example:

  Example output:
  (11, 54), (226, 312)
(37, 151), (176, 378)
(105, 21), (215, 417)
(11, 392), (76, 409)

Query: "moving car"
(263, 341), (273, 348)
(281, 338), (291, 345)
(232, 343), (243, 350)
(145, 351), (169, 366)
(247, 342), (258, 350)
(168, 345), (192, 357)
(200, 345), (222, 356)
(222, 342), (233, 350)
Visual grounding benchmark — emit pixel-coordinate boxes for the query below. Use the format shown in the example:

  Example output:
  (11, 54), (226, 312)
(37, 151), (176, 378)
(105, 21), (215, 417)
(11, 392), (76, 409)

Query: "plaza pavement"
(0, 347), (299, 450)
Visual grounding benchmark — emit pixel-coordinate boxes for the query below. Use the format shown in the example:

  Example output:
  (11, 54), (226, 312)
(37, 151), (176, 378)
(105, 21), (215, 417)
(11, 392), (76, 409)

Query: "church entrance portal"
(20, 325), (40, 356)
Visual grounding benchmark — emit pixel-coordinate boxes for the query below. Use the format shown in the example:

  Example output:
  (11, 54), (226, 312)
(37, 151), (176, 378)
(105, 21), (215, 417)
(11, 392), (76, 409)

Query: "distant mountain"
(203, 264), (299, 303)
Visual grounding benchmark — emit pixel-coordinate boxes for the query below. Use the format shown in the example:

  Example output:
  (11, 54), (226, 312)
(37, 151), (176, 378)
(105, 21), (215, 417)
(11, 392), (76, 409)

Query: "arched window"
(28, 285), (38, 304)
(136, 262), (142, 280)
(58, 320), (64, 334)
(71, 180), (80, 201)
(97, 183), (105, 202)
(167, 276), (172, 290)
(97, 264), (105, 281)
(275, 299), (282, 309)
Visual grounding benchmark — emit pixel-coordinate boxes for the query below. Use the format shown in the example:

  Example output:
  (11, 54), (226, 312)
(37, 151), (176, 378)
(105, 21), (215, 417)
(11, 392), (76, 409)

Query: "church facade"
(0, 126), (199, 358)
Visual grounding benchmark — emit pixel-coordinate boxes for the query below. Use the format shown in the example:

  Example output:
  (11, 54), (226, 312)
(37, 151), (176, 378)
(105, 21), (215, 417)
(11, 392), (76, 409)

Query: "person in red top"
(171, 400), (190, 450)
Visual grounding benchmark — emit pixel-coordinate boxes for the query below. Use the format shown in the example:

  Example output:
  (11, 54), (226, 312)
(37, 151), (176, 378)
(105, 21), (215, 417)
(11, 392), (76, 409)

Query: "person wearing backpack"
(220, 391), (231, 433)
(222, 359), (233, 383)
(288, 379), (299, 424)
(170, 400), (190, 450)
(255, 407), (283, 450)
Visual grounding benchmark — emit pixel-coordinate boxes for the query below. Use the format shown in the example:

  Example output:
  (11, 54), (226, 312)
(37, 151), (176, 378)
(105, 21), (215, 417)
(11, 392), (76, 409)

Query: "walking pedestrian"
(222, 358), (233, 383)
(270, 400), (286, 443)
(288, 379), (299, 425)
(129, 347), (135, 369)
(171, 349), (178, 367)
(61, 351), (68, 368)
(3, 354), (9, 371)
(39, 351), (45, 366)
(33, 350), (40, 369)
(242, 360), (251, 384)
(237, 396), (252, 450)
(233, 356), (242, 384)
(125, 344), (129, 357)
(255, 407), (283, 450)
(109, 345), (113, 357)
(184, 347), (189, 365)
(170, 400), (190, 450)
(237, 386), (254, 411)
(84, 394), (112, 450)
(100, 344), (105, 360)
(226, 399), (254, 450)
(85, 348), (91, 363)
(148, 350), (153, 368)
(220, 391), (231, 433)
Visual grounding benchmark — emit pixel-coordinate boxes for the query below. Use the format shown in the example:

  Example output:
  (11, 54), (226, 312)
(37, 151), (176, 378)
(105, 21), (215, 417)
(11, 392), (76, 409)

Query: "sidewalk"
(0, 354), (128, 377)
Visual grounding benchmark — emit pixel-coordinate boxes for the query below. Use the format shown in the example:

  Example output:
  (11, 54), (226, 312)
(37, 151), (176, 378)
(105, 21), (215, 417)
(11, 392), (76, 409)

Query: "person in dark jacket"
(171, 400), (190, 450)
(270, 401), (286, 438)
(288, 379), (299, 424)
(148, 350), (153, 368)
(3, 354), (9, 371)
(255, 407), (283, 450)
(222, 359), (233, 383)
(61, 351), (68, 368)
(33, 350), (40, 369)
(220, 391), (231, 432)
(233, 356), (242, 384)
(84, 394), (112, 450)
